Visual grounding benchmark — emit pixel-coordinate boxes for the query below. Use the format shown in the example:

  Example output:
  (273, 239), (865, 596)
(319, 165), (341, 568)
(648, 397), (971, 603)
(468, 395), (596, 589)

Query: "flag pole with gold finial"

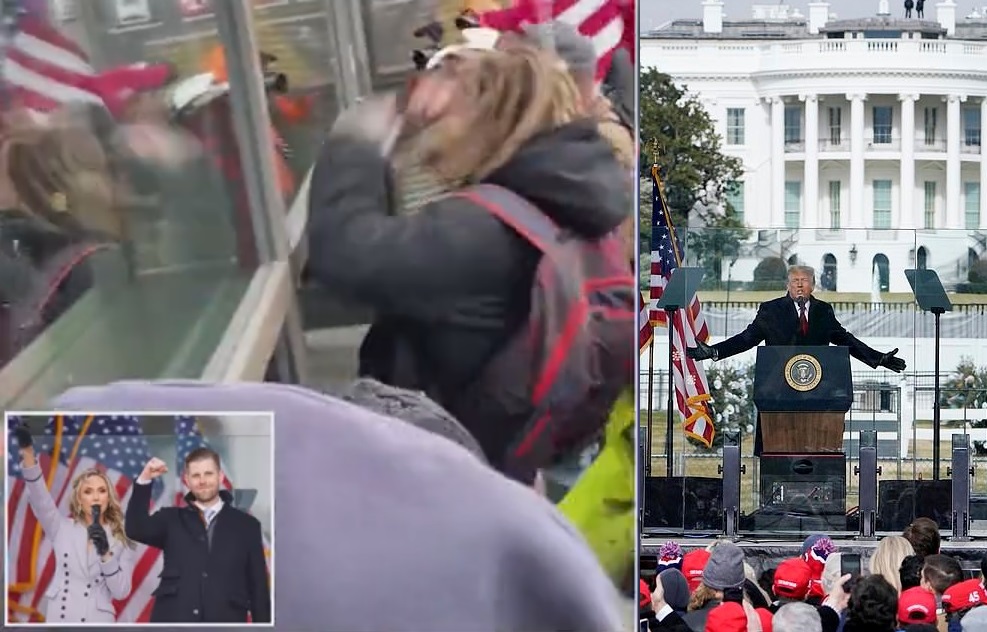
(644, 139), (659, 479)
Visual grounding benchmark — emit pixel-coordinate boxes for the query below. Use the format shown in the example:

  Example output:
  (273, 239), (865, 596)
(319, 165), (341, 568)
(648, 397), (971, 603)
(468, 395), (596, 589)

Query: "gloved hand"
(879, 348), (906, 373)
(88, 523), (110, 557)
(686, 340), (718, 361)
(13, 424), (33, 449)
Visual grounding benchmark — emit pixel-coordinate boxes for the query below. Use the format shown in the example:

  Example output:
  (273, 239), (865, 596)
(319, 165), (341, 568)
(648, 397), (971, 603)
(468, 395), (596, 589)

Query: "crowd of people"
(641, 518), (987, 632)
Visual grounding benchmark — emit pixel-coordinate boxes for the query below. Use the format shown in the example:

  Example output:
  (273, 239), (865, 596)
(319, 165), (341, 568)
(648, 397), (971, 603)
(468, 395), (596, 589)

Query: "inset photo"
(4, 412), (273, 627)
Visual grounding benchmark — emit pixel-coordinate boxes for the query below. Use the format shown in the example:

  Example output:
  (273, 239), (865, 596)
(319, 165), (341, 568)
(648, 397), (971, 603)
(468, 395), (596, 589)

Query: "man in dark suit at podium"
(687, 265), (906, 453)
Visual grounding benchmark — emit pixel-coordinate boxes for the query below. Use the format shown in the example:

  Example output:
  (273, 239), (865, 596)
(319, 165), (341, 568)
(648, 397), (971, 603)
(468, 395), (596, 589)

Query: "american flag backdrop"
(478, 0), (632, 82)
(6, 415), (176, 623)
(647, 166), (716, 447)
(6, 414), (271, 623)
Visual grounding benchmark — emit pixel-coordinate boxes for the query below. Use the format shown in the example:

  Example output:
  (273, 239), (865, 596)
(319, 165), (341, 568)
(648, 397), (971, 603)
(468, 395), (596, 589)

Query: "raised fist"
(140, 457), (168, 481)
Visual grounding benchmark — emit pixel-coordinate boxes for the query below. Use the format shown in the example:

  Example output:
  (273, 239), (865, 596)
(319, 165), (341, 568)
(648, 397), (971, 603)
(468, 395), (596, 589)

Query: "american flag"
(478, 0), (631, 82)
(6, 414), (176, 624)
(0, 13), (102, 117)
(648, 167), (716, 447)
(639, 289), (653, 352)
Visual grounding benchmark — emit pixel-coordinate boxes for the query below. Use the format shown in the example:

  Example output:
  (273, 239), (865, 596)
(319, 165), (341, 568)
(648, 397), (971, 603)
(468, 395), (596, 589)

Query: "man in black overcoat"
(126, 447), (271, 623)
(688, 265), (906, 454)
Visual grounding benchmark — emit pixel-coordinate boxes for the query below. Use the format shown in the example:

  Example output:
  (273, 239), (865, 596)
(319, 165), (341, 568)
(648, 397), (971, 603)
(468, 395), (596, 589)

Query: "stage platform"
(641, 536), (987, 577)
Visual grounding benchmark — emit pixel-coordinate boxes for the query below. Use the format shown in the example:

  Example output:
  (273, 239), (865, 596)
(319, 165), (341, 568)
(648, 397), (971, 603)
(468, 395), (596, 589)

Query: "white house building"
(641, 1), (987, 293)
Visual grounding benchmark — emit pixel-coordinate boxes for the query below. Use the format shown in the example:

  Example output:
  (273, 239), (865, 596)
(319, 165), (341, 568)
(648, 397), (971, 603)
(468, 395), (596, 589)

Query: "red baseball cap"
(942, 579), (987, 614)
(682, 550), (711, 591)
(773, 558), (812, 600)
(706, 602), (747, 632)
(898, 586), (937, 624)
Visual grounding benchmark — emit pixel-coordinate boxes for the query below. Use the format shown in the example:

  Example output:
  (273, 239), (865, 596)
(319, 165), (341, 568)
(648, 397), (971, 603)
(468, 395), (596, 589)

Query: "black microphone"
(796, 295), (806, 309)
(91, 504), (100, 525)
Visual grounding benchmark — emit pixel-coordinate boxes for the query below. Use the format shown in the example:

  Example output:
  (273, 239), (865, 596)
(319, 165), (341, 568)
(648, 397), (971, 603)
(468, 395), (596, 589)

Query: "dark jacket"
(307, 120), (629, 434)
(682, 599), (720, 632)
(713, 294), (885, 368)
(646, 608), (691, 631)
(125, 483), (270, 623)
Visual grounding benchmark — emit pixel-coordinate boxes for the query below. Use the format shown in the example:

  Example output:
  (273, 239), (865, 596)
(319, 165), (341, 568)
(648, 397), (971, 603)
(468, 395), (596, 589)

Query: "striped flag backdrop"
(6, 415), (174, 623)
(478, 0), (631, 82)
(6, 414), (271, 623)
(647, 166), (716, 447)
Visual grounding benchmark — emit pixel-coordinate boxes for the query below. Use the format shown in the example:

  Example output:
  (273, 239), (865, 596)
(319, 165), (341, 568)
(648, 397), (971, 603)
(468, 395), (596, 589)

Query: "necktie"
(203, 507), (217, 528)
(799, 304), (808, 336)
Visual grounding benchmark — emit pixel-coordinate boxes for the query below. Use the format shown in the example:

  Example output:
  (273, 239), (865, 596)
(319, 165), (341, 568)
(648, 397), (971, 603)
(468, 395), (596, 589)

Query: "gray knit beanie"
(702, 542), (746, 590)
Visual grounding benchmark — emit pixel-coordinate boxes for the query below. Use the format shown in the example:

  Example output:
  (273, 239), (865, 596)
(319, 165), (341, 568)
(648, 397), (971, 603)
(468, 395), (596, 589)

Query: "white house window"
(923, 107), (937, 145)
(924, 181), (937, 229)
(114, 0), (152, 25)
(784, 105), (802, 145)
(964, 182), (981, 229)
(829, 180), (841, 229)
(724, 181), (745, 222)
(872, 106), (893, 144)
(828, 107), (842, 145)
(784, 181), (802, 229)
(963, 107), (981, 147)
(726, 108), (745, 145)
(873, 180), (892, 229)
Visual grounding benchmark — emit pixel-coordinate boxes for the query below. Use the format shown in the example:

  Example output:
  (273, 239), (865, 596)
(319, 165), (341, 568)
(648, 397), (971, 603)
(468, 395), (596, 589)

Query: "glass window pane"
(784, 181), (801, 228)
(924, 181), (937, 229)
(829, 180), (841, 229)
(727, 108), (745, 145)
(873, 180), (892, 229)
(0, 2), (261, 397)
(725, 181), (745, 222)
(965, 182), (981, 230)
(873, 106), (892, 144)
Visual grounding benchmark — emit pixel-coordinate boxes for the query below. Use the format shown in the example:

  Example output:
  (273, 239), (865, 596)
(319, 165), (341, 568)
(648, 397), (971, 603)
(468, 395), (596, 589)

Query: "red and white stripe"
(480, 0), (629, 82)
(639, 290), (653, 353)
(1, 17), (101, 118)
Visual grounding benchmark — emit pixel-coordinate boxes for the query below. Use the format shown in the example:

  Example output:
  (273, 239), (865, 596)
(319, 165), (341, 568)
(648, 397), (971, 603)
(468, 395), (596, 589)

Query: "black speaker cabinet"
(759, 454), (847, 515)
(642, 476), (722, 532)
(877, 480), (952, 531)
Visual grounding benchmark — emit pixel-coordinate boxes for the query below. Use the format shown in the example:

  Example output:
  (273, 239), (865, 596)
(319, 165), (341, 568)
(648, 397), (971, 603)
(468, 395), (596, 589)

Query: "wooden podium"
(754, 346), (853, 454)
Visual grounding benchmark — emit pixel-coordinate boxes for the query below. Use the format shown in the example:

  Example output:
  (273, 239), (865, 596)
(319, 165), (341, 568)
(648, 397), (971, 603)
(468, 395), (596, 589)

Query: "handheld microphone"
(796, 295), (806, 308)
(91, 504), (101, 525)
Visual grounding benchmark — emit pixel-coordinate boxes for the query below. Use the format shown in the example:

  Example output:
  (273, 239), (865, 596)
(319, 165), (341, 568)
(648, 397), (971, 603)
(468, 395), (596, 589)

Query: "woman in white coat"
(13, 425), (135, 623)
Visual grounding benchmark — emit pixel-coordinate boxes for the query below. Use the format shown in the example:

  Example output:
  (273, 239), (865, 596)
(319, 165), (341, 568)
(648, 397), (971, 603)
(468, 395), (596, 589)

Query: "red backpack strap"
(455, 184), (559, 252)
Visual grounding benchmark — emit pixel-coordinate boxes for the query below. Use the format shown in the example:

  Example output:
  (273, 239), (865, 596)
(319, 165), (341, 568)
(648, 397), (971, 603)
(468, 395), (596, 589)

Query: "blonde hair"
(69, 468), (134, 549)
(869, 535), (914, 593)
(3, 125), (125, 239)
(688, 583), (721, 612)
(416, 45), (583, 185)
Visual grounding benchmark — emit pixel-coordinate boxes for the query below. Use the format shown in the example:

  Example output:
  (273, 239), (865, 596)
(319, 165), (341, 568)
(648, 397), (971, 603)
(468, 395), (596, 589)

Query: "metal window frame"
(201, 0), (310, 383)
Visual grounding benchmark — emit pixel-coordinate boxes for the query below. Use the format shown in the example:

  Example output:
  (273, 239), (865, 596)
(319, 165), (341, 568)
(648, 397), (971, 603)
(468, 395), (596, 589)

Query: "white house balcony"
(756, 39), (987, 77)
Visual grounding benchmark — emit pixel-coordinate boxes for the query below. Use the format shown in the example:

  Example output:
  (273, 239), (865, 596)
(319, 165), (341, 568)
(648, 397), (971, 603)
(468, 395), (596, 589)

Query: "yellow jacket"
(558, 389), (636, 587)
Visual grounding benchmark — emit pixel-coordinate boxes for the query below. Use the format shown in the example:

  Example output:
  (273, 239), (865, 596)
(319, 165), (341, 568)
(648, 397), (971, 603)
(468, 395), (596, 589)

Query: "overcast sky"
(640, 1), (987, 32)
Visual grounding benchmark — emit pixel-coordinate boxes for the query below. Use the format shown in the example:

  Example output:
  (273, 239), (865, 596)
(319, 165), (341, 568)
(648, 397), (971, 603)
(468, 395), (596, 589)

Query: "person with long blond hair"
(870, 535), (915, 593)
(10, 424), (135, 623)
(307, 44), (630, 480)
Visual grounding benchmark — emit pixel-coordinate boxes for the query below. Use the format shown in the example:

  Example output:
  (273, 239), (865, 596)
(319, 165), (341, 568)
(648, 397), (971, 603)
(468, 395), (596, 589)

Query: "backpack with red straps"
(451, 184), (635, 483)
